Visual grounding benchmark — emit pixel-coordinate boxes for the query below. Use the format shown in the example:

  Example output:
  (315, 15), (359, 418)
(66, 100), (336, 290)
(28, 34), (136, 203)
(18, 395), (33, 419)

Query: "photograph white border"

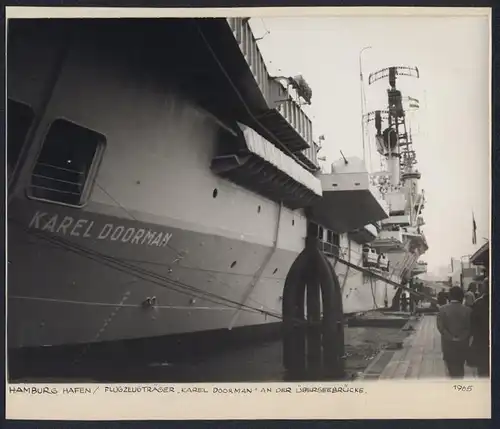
(5, 5), (492, 421)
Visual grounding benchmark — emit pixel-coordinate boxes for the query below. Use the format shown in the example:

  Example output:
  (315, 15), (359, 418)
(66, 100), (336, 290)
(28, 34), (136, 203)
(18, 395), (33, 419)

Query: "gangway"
(332, 254), (438, 305)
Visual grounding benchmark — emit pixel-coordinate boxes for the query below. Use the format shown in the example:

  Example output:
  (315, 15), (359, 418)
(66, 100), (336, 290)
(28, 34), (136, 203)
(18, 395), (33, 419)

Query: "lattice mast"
(364, 66), (422, 226)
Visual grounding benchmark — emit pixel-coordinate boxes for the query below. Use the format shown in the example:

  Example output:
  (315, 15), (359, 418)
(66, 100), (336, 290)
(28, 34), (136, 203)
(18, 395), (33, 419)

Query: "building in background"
(461, 260), (483, 291)
(448, 257), (462, 287)
(469, 241), (489, 280)
(448, 243), (488, 292)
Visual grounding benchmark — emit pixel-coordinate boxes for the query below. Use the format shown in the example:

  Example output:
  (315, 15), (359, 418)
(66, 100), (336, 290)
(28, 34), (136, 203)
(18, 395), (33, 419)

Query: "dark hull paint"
(8, 193), (401, 351)
(8, 197), (296, 349)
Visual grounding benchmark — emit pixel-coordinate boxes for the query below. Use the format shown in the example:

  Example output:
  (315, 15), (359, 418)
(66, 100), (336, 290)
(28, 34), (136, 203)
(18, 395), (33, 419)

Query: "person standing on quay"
(436, 286), (471, 378)
(437, 289), (448, 306)
(464, 284), (476, 308)
(470, 278), (490, 377)
(401, 293), (409, 312)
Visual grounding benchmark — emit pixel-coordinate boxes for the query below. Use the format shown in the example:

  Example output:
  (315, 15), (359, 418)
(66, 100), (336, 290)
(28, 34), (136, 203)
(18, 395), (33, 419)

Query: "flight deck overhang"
(211, 123), (322, 210)
(309, 157), (389, 233)
(403, 229), (429, 254)
(381, 214), (411, 227)
(371, 229), (405, 252)
(411, 260), (428, 276)
(348, 224), (378, 244)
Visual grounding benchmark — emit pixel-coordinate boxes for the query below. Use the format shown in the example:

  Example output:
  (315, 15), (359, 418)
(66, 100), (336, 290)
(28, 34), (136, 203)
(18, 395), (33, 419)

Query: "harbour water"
(10, 320), (414, 383)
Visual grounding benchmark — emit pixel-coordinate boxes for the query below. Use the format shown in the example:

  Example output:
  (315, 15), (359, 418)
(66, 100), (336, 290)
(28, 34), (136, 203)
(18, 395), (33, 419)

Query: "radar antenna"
(368, 66), (419, 86)
(365, 65), (420, 186)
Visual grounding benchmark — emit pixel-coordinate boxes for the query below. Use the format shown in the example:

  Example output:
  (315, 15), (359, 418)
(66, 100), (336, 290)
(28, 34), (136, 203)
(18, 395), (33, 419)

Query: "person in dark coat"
(464, 284), (476, 308)
(437, 289), (448, 306)
(401, 293), (408, 312)
(437, 286), (471, 378)
(470, 278), (490, 377)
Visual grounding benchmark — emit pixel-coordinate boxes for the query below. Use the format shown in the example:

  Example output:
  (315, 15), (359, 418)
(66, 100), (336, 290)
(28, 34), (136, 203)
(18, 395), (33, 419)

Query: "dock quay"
(360, 314), (475, 380)
(346, 310), (414, 329)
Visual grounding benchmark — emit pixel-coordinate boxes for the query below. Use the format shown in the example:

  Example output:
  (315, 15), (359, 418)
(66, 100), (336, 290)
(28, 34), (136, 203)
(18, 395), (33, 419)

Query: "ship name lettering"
(130, 228), (146, 244)
(83, 221), (94, 237)
(57, 216), (74, 235)
(28, 210), (47, 229)
(110, 225), (125, 241)
(70, 219), (89, 237)
(28, 211), (173, 247)
(142, 229), (156, 245)
(121, 227), (136, 243)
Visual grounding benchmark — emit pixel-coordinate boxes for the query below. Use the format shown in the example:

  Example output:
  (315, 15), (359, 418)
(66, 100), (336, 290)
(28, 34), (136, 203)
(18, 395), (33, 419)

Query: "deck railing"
(227, 18), (270, 103)
(227, 18), (316, 166)
(304, 141), (319, 168)
(275, 98), (314, 148)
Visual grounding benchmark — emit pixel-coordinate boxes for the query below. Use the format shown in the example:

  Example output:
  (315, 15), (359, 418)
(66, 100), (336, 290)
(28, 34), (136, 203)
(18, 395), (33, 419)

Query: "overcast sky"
(249, 13), (490, 274)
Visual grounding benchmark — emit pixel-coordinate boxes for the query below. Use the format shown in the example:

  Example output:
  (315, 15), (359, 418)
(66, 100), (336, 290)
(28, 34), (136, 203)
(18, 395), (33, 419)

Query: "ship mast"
(363, 66), (423, 228)
(367, 66), (419, 186)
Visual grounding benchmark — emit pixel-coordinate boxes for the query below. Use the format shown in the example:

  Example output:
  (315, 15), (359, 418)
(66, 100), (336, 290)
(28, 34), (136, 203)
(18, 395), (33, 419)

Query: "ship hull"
(7, 18), (399, 352)
(8, 196), (398, 350)
(330, 256), (398, 313)
(8, 197), (297, 349)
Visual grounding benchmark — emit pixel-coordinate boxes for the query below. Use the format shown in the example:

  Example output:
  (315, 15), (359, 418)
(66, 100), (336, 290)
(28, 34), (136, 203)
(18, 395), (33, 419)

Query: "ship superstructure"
(7, 17), (427, 361)
(364, 66), (429, 303)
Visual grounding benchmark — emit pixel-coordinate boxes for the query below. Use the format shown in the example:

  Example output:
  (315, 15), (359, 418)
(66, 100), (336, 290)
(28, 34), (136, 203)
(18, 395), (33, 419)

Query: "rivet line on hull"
(73, 291), (131, 365)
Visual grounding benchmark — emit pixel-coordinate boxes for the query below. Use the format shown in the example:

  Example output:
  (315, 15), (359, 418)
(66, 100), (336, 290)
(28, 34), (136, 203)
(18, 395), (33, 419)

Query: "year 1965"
(453, 385), (474, 392)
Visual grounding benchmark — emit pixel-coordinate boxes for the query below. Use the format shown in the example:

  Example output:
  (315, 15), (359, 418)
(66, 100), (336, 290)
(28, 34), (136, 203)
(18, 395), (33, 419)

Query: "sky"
(249, 12), (490, 275)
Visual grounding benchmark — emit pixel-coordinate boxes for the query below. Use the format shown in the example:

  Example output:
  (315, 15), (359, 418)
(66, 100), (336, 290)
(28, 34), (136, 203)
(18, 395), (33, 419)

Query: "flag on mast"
(472, 212), (477, 245)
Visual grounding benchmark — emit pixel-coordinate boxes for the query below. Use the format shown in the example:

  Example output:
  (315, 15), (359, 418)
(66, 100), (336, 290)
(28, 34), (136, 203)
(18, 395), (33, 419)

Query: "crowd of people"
(436, 279), (490, 378)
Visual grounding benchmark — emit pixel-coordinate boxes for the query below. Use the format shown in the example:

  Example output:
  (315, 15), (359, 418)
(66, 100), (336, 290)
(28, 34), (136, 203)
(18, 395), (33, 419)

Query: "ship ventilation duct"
(211, 123), (322, 210)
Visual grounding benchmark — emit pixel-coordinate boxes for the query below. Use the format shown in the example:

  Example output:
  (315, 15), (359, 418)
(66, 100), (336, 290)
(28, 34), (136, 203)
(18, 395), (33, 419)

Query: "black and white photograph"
(5, 6), (491, 420)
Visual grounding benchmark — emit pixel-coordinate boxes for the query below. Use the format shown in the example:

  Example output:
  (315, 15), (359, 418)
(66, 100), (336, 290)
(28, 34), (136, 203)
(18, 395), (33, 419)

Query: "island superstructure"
(365, 66), (429, 306)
